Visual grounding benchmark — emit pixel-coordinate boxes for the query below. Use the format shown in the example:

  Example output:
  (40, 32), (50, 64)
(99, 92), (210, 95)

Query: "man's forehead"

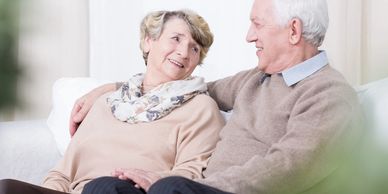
(249, 1), (273, 22)
(249, 9), (267, 22)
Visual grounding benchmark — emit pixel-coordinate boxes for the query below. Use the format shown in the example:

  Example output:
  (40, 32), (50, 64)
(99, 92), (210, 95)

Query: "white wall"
(4, 0), (388, 121)
(89, 0), (256, 82)
(5, 0), (89, 121)
(90, 0), (388, 85)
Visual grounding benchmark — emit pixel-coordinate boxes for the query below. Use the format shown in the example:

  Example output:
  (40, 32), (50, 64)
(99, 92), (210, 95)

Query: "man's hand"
(69, 95), (94, 137)
(69, 83), (117, 137)
(112, 168), (161, 192)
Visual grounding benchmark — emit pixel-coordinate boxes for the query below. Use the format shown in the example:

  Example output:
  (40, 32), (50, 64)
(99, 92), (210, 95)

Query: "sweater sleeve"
(200, 81), (364, 194)
(41, 164), (71, 192)
(41, 132), (82, 192)
(159, 95), (225, 179)
(207, 68), (258, 111)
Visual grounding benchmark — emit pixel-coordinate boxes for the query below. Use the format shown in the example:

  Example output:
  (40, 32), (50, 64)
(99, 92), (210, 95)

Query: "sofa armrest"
(0, 120), (61, 184)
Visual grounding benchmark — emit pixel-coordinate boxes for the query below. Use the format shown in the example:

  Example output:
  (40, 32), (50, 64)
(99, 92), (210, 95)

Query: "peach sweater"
(42, 93), (224, 194)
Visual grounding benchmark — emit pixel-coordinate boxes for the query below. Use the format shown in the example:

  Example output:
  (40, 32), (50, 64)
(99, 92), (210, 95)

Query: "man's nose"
(246, 24), (257, 43)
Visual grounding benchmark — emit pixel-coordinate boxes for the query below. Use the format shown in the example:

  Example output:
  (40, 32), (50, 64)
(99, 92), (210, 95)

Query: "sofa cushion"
(47, 77), (111, 155)
(356, 77), (388, 148)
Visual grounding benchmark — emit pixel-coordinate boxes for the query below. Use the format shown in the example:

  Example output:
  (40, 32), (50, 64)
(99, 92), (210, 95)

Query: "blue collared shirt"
(281, 51), (328, 86)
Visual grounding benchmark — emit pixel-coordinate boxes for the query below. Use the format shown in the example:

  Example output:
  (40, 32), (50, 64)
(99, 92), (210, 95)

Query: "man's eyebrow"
(249, 17), (259, 24)
(251, 16), (264, 22)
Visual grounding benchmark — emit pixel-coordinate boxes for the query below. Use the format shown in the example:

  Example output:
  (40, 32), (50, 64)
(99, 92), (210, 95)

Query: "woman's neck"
(142, 71), (167, 93)
(141, 82), (158, 93)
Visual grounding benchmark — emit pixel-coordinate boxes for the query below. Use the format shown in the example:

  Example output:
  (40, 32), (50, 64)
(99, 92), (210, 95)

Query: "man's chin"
(257, 63), (265, 72)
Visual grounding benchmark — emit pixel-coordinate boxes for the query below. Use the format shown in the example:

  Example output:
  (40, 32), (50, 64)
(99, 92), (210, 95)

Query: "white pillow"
(47, 77), (112, 155)
(357, 77), (388, 147)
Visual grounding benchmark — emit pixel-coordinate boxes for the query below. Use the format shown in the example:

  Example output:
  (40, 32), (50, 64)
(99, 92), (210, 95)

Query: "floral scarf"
(107, 73), (207, 123)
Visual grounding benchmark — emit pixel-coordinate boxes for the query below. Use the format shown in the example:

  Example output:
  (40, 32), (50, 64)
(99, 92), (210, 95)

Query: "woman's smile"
(168, 58), (185, 68)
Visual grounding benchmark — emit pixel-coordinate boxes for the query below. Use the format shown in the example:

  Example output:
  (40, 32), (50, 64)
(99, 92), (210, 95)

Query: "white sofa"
(0, 76), (388, 186)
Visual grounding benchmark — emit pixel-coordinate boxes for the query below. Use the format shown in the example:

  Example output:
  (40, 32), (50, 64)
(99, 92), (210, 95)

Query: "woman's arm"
(42, 131), (84, 192)
(163, 95), (225, 178)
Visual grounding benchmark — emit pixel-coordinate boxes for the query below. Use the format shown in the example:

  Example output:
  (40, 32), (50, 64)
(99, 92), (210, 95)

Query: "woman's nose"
(176, 44), (189, 58)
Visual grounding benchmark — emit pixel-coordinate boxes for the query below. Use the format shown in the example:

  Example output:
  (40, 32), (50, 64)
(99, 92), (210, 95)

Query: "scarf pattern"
(107, 73), (207, 123)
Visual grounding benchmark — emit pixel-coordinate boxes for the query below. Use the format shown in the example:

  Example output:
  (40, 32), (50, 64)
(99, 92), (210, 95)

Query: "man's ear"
(288, 18), (303, 45)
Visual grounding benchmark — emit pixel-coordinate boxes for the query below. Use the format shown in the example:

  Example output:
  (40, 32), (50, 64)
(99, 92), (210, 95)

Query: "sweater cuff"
(157, 169), (197, 179)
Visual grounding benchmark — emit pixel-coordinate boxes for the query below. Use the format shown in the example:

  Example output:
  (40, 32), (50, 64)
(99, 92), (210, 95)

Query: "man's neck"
(263, 43), (319, 74)
(289, 45), (319, 66)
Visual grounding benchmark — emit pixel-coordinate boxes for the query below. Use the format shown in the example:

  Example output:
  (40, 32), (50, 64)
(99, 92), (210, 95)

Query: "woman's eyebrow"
(171, 32), (186, 37)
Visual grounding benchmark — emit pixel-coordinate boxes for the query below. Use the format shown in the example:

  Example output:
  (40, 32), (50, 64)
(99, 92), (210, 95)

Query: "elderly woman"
(0, 9), (224, 194)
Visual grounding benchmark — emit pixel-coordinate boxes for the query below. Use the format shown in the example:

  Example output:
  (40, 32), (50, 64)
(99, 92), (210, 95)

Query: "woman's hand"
(69, 83), (117, 137)
(112, 168), (161, 192)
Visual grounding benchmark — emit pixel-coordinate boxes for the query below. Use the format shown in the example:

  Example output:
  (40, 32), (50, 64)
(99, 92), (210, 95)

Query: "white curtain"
(324, 0), (388, 85)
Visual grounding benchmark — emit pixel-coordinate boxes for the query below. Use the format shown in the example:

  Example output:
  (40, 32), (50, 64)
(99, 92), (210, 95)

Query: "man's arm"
(69, 82), (120, 136)
(200, 84), (364, 194)
(207, 68), (258, 111)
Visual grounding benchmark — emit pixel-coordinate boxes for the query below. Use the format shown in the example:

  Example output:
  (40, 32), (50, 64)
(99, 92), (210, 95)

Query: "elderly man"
(72, 0), (363, 193)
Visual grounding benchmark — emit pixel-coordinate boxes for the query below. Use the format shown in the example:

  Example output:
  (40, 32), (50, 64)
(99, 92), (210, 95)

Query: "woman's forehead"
(162, 18), (192, 36)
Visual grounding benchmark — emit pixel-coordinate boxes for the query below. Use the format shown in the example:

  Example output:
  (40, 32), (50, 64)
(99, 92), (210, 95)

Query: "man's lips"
(256, 47), (263, 56)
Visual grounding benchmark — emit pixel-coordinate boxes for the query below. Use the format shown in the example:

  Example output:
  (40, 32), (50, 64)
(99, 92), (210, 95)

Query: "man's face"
(246, 0), (290, 74)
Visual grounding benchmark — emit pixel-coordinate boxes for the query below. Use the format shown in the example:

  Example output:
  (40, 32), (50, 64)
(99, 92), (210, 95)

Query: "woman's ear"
(143, 36), (152, 53)
(288, 18), (302, 45)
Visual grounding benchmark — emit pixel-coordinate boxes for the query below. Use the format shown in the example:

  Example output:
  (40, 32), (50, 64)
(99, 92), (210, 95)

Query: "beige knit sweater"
(201, 66), (363, 194)
(42, 93), (225, 194)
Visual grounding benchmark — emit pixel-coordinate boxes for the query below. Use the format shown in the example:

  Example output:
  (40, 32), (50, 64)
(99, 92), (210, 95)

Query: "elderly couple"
(0, 0), (362, 193)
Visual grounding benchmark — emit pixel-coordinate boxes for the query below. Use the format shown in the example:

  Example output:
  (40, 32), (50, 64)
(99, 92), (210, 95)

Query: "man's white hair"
(272, 0), (329, 47)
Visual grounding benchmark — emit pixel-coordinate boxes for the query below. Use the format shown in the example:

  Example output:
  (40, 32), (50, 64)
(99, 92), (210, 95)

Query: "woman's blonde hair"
(139, 9), (213, 65)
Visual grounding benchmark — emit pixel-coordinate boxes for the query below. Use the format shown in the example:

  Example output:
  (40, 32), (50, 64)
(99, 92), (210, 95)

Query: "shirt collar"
(281, 51), (328, 87)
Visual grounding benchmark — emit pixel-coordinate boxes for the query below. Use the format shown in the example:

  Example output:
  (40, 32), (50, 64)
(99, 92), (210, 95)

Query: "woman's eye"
(172, 36), (180, 42)
(192, 47), (199, 53)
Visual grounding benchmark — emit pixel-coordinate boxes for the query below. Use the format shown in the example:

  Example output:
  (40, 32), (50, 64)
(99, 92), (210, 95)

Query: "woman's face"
(144, 17), (201, 83)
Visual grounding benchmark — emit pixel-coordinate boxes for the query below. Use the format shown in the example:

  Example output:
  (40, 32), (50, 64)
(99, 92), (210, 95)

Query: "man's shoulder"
(297, 65), (358, 102)
(302, 65), (353, 89)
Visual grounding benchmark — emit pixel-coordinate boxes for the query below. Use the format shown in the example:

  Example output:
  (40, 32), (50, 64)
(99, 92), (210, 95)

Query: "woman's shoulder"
(177, 94), (224, 126)
(190, 93), (217, 104)
(185, 94), (219, 111)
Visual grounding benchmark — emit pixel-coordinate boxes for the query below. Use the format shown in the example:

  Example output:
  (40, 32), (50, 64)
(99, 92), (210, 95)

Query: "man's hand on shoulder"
(69, 83), (117, 137)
